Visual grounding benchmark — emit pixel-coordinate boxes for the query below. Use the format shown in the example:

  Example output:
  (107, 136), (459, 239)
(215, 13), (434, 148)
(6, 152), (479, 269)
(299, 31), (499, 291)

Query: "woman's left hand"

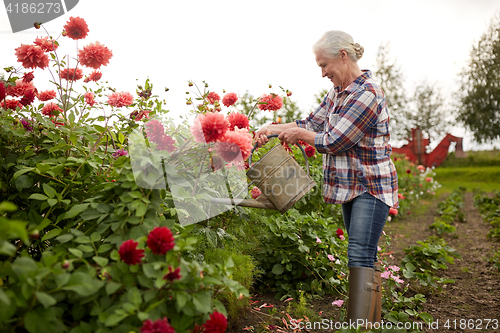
(278, 128), (302, 145)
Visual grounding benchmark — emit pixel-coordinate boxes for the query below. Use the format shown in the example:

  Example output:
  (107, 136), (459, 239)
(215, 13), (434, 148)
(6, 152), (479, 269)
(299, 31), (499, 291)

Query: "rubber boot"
(347, 267), (375, 329)
(368, 261), (382, 323)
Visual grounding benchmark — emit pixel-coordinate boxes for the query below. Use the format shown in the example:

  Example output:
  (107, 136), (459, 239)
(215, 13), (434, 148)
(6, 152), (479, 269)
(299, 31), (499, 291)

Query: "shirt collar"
(334, 70), (372, 94)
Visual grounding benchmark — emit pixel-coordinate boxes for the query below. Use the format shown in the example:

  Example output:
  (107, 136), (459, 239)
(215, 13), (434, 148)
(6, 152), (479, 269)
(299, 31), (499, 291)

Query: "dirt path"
(383, 192), (500, 333)
(237, 192), (500, 332)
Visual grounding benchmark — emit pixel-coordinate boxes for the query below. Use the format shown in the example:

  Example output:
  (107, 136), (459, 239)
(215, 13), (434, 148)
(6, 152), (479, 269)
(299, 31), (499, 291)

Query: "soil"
(232, 192), (500, 333)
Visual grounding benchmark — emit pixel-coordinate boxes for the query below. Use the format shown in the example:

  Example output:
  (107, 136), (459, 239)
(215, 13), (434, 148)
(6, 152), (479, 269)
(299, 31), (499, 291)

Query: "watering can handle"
(249, 134), (312, 176)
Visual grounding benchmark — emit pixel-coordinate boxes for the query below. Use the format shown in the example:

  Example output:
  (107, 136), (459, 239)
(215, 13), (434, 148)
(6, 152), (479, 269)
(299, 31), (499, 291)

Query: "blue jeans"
(341, 192), (390, 268)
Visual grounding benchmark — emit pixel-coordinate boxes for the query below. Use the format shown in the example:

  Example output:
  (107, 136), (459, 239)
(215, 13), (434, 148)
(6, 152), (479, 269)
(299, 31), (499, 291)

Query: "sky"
(1, 0), (500, 151)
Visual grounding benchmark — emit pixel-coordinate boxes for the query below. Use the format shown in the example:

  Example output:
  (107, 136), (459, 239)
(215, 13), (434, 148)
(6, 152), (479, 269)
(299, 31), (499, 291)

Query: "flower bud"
(34, 22), (41, 29)
(29, 229), (40, 240)
(13, 118), (19, 125)
(188, 82), (193, 87)
(62, 260), (70, 269)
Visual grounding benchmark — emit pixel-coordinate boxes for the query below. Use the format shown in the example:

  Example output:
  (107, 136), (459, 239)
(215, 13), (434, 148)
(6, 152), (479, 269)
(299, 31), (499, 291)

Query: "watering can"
(210, 135), (316, 214)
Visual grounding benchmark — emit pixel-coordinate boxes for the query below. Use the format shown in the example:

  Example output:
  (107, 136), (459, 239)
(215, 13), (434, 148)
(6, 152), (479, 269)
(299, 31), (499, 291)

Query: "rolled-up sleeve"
(295, 92), (332, 132)
(314, 91), (379, 155)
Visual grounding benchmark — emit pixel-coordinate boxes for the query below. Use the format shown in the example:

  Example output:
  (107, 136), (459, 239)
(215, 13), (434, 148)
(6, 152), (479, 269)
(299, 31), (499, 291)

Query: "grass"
(433, 166), (500, 195)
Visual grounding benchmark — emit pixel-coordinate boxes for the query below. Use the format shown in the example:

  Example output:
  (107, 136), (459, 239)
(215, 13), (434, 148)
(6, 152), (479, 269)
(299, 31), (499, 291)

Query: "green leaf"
(36, 163), (52, 174)
(55, 234), (73, 243)
(41, 229), (61, 241)
(419, 312), (433, 324)
(64, 204), (90, 220)
(105, 282), (121, 295)
(93, 256), (108, 267)
(69, 248), (83, 258)
(35, 291), (56, 309)
(118, 132), (125, 144)
(42, 184), (57, 199)
(24, 307), (66, 333)
(12, 167), (34, 180)
(192, 292), (211, 313)
(127, 287), (142, 308)
(47, 199), (58, 207)
(0, 288), (11, 305)
(104, 313), (128, 327)
(63, 272), (104, 296)
(271, 264), (285, 275)
(29, 193), (49, 201)
(15, 175), (33, 192)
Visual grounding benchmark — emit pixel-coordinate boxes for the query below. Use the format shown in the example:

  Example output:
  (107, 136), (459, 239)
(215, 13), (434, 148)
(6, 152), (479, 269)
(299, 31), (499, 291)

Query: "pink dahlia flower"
(190, 112), (229, 143)
(226, 112), (249, 130)
(222, 92), (238, 107)
(41, 102), (63, 117)
(108, 91), (134, 107)
(60, 68), (83, 81)
(258, 94), (283, 111)
(33, 36), (58, 52)
(63, 17), (89, 40)
(215, 128), (253, 162)
(78, 41), (113, 69)
(38, 90), (57, 101)
(206, 91), (220, 105)
(15, 44), (49, 69)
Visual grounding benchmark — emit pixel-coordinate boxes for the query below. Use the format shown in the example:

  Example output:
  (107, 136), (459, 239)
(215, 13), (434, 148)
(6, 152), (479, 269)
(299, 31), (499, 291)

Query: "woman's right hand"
(254, 125), (273, 148)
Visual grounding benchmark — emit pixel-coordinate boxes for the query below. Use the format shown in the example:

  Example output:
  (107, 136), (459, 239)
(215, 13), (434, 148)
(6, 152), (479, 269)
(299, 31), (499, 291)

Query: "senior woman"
(255, 30), (398, 327)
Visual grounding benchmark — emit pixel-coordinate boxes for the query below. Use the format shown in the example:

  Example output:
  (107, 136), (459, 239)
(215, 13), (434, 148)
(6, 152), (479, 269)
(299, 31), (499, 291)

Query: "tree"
(373, 42), (409, 140)
(407, 81), (449, 146)
(458, 12), (500, 143)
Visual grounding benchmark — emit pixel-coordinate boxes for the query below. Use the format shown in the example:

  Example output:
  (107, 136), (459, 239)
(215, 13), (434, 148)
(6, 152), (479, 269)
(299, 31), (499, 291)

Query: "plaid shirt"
(296, 70), (398, 207)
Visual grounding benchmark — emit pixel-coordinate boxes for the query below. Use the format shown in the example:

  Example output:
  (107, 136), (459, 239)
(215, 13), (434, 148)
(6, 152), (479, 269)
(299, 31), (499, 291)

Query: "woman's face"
(315, 51), (345, 87)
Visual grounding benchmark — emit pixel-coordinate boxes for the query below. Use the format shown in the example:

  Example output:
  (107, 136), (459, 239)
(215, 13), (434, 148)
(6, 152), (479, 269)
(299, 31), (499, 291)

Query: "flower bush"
(0, 18), (251, 332)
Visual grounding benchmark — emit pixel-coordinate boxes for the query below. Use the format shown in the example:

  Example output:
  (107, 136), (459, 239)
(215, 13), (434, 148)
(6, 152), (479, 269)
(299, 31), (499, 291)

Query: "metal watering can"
(210, 135), (316, 213)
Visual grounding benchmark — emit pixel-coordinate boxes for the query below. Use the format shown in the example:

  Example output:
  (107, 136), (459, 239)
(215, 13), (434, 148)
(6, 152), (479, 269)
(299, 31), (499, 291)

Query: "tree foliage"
(407, 81), (449, 146)
(458, 12), (500, 143)
(373, 42), (409, 140)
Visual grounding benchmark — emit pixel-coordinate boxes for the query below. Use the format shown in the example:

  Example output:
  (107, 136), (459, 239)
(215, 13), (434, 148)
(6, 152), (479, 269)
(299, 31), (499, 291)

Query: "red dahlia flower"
(34, 36), (58, 52)
(202, 311), (227, 333)
(118, 239), (145, 265)
(388, 208), (398, 216)
(163, 266), (181, 282)
(147, 227), (175, 255)
(130, 110), (150, 121)
(38, 90), (57, 101)
(84, 92), (96, 106)
(41, 102), (62, 117)
(6, 80), (36, 97)
(88, 70), (102, 82)
(19, 89), (36, 106)
(336, 228), (344, 239)
(251, 187), (262, 199)
(140, 318), (175, 333)
(15, 44), (49, 69)
(0, 82), (5, 101)
(304, 145), (316, 157)
(222, 92), (238, 107)
(226, 112), (249, 130)
(258, 94), (283, 111)
(63, 17), (89, 40)
(60, 68), (83, 81)
(22, 71), (34, 83)
(206, 91), (220, 105)
(1, 99), (21, 110)
(215, 128), (253, 162)
(78, 41), (113, 69)
(190, 112), (229, 143)
(108, 91), (134, 107)
(145, 120), (176, 152)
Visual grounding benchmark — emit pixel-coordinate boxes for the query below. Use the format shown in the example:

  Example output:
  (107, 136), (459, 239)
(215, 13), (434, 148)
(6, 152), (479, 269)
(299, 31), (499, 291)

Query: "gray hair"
(313, 30), (364, 62)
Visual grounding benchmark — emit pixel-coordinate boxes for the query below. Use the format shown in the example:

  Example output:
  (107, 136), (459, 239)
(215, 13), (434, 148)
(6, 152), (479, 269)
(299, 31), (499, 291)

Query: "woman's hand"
(254, 125), (273, 148)
(278, 128), (302, 145)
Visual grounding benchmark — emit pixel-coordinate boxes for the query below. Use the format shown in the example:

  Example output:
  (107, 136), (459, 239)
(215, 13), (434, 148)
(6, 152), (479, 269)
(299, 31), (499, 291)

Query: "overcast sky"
(1, 0), (499, 150)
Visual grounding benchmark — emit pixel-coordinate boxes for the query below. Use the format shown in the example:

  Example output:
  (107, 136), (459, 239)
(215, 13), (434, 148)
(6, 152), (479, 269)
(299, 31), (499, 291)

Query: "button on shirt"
(295, 70), (398, 207)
